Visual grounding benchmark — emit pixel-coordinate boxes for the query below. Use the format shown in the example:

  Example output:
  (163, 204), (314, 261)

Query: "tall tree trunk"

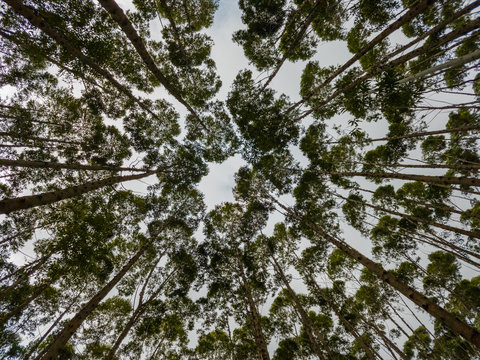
(3, 0), (160, 121)
(399, 48), (480, 84)
(237, 258), (271, 360)
(295, 16), (480, 121)
(0, 253), (52, 301)
(262, 0), (324, 90)
(322, 169), (480, 187)
(294, 0), (434, 109)
(96, 0), (204, 127)
(0, 171), (156, 214)
(28, 301), (76, 360)
(337, 193), (480, 241)
(0, 281), (52, 327)
(269, 254), (328, 360)
(326, 125), (480, 144)
(0, 158), (146, 172)
(271, 197), (480, 347)
(303, 272), (378, 360)
(0, 131), (82, 146)
(105, 268), (174, 360)
(39, 238), (154, 360)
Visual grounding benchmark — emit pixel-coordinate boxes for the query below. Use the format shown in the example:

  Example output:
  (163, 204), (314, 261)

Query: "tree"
(1, 0), (480, 358)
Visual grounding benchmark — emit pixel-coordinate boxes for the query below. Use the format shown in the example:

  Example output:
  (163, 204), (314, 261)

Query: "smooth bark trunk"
(0, 171), (155, 214)
(3, 0), (159, 121)
(324, 169), (480, 187)
(271, 197), (480, 347)
(237, 259), (270, 360)
(295, 17), (480, 121)
(40, 239), (154, 360)
(262, 0), (323, 90)
(96, 0), (203, 127)
(270, 254), (328, 360)
(295, 0), (434, 108)
(0, 158), (146, 172)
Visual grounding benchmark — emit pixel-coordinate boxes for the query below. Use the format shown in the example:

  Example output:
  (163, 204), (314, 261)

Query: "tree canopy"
(0, 0), (479, 359)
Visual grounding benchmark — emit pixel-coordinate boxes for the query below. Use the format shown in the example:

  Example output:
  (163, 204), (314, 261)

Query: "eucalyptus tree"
(200, 202), (272, 360)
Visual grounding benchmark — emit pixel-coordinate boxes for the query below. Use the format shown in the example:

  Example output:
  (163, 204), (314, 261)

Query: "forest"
(0, 0), (479, 359)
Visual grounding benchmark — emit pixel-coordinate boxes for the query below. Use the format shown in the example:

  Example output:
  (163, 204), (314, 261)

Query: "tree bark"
(0, 171), (156, 214)
(0, 131), (82, 146)
(270, 254), (328, 360)
(295, 16), (480, 121)
(338, 193), (480, 241)
(271, 197), (480, 347)
(105, 267), (174, 360)
(96, 0), (204, 127)
(294, 0), (434, 109)
(327, 125), (480, 144)
(237, 258), (270, 360)
(39, 238), (154, 360)
(0, 158), (146, 172)
(324, 169), (480, 187)
(399, 48), (480, 83)
(262, 0), (324, 90)
(0, 281), (52, 327)
(306, 275), (378, 360)
(3, 0), (160, 121)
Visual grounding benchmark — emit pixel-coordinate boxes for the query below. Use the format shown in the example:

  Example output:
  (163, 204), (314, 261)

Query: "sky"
(3, 0), (479, 356)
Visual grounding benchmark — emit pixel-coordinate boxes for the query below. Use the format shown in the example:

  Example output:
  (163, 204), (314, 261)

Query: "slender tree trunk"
(0, 171), (156, 214)
(400, 48), (480, 84)
(295, 16), (480, 121)
(269, 254), (328, 360)
(39, 238), (154, 360)
(323, 169), (480, 187)
(237, 259), (270, 360)
(0, 281), (52, 327)
(364, 318), (409, 360)
(96, 0), (204, 127)
(0, 131), (82, 146)
(105, 268), (174, 360)
(0, 158), (146, 172)
(0, 254), (51, 301)
(271, 197), (480, 347)
(294, 0), (434, 109)
(28, 301), (76, 360)
(304, 273), (378, 360)
(3, 0), (159, 121)
(327, 125), (480, 144)
(262, 0), (323, 90)
(338, 193), (480, 240)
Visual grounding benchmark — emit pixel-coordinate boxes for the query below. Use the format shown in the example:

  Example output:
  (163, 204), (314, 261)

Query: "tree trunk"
(39, 238), (154, 360)
(96, 0), (204, 127)
(0, 171), (156, 214)
(0, 158), (146, 172)
(338, 193), (480, 241)
(271, 198), (480, 347)
(105, 267), (174, 360)
(28, 301), (75, 360)
(323, 169), (480, 187)
(304, 273), (378, 360)
(237, 258), (270, 360)
(270, 254), (328, 360)
(0, 281), (52, 327)
(327, 125), (480, 144)
(262, 0), (323, 90)
(0, 131), (82, 146)
(3, 0), (159, 121)
(294, 0), (434, 109)
(399, 49), (480, 84)
(295, 16), (480, 121)
(0, 253), (51, 301)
